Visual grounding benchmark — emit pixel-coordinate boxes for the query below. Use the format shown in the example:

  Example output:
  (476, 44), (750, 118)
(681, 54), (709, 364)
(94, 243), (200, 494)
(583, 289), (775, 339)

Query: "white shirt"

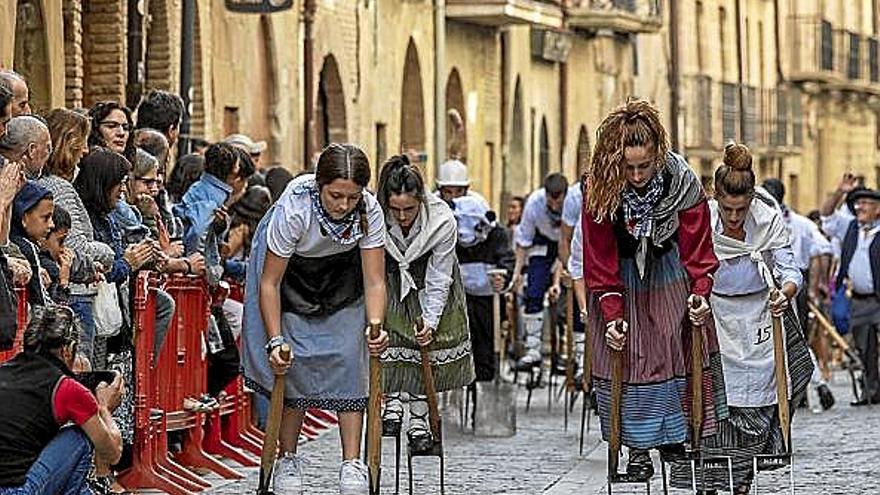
(515, 188), (562, 247)
(266, 175), (386, 258)
(562, 183), (583, 228)
(821, 203), (855, 244)
(568, 218), (584, 280)
(783, 208), (832, 271)
(712, 215), (802, 296)
(849, 221), (880, 295)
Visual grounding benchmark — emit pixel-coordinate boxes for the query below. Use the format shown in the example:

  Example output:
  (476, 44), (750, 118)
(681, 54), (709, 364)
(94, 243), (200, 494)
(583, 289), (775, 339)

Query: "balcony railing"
(788, 15), (880, 91)
(566, 0), (662, 33)
(446, 0), (564, 28)
(682, 76), (803, 153)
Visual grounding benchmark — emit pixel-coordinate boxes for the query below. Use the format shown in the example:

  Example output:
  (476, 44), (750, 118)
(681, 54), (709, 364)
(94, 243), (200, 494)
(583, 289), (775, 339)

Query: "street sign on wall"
(225, 0), (294, 13)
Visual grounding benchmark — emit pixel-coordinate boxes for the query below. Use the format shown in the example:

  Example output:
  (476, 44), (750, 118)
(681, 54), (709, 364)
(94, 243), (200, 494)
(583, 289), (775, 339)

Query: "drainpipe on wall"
(499, 29), (509, 210)
(178, 0), (196, 155)
(434, 0), (447, 179)
(668, 0), (681, 151)
(303, 0), (317, 170)
(772, 0), (784, 83)
(735, 0), (745, 144)
(126, 0), (144, 109)
(559, 1), (569, 174)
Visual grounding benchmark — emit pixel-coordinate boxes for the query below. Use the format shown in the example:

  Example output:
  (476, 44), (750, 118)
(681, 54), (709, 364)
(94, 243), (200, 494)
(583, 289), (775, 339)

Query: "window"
(743, 86), (757, 145)
(848, 32), (861, 79)
(821, 20), (834, 71)
(791, 90), (803, 146)
(722, 83), (738, 143)
(775, 89), (788, 146)
(870, 38), (879, 82)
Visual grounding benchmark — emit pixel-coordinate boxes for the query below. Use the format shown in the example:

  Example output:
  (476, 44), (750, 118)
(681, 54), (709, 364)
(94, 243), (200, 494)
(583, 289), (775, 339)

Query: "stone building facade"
(1, 0), (877, 211)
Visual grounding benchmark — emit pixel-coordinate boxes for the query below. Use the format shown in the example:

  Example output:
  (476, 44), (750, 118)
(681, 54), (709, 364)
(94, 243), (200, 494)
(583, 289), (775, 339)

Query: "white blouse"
(266, 174), (386, 258)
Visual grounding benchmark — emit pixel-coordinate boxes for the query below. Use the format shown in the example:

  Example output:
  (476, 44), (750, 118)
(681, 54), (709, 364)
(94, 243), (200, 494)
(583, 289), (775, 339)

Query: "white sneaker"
(273, 452), (305, 494)
(339, 458), (369, 495)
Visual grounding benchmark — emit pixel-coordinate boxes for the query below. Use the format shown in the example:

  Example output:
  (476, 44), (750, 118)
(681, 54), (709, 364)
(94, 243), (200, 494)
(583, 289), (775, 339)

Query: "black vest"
(0, 352), (69, 486)
(836, 220), (880, 295)
(280, 246), (364, 317)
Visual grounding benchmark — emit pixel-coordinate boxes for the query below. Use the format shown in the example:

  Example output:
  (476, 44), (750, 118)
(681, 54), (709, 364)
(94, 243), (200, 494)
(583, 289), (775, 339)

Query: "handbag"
(93, 281), (123, 338)
(830, 284), (851, 336)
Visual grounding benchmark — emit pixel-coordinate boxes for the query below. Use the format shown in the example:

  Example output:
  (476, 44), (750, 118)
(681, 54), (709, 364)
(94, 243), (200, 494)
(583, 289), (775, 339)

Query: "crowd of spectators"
(0, 70), (291, 494)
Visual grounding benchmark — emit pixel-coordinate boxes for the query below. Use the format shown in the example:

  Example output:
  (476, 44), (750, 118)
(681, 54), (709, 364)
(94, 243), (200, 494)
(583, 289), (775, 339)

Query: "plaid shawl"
(306, 180), (364, 245)
(621, 173), (664, 240)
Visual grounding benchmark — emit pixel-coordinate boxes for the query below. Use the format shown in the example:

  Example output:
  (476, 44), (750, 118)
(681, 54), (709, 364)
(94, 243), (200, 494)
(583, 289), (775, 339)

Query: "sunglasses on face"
(136, 177), (161, 187)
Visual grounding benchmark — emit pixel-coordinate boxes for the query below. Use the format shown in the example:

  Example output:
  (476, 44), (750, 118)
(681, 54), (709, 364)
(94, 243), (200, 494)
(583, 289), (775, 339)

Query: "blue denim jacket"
(174, 173), (232, 255)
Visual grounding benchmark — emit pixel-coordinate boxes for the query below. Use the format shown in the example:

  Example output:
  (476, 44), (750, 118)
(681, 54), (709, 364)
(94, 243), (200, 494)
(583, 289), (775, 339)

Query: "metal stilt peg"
(406, 419), (445, 495)
(752, 453), (795, 495)
(658, 451), (734, 495)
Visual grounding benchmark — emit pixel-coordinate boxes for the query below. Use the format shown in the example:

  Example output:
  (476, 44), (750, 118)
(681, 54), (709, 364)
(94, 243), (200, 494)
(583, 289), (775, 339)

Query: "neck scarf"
(621, 172), (664, 240)
(308, 182), (364, 246)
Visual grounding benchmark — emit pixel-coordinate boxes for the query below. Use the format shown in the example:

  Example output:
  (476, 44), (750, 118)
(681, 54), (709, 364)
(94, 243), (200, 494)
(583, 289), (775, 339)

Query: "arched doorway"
(576, 125), (590, 178)
(538, 117), (550, 182)
(505, 76), (526, 196)
(400, 39), (426, 164)
(445, 68), (467, 162)
(14, 0), (50, 113)
(315, 54), (348, 149)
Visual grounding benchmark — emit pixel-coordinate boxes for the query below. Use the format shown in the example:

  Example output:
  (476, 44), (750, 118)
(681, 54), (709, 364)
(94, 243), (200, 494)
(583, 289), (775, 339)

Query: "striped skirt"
(589, 246), (729, 450)
(670, 307), (813, 490)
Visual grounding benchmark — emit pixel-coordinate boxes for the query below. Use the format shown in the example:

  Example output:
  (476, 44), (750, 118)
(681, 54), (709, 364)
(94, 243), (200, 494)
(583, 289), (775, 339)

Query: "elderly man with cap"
(0, 116), (52, 180)
(225, 133), (268, 172)
(0, 70), (31, 118)
(821, 176), (880, 405)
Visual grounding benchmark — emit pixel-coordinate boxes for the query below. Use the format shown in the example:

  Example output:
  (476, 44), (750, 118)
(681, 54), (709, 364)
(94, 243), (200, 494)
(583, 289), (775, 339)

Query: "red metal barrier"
(0, 287), (28, 364)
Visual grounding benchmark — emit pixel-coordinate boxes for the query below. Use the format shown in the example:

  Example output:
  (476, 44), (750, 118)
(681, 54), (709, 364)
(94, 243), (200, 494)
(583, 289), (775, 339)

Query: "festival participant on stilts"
(241, 144), (389, 495)
(582, 99), (728, 479)
(511, 173), (568, 371)
(670, 144), (814, 494)
(452, 194), (514, 383)
(377, 155), (475, 452)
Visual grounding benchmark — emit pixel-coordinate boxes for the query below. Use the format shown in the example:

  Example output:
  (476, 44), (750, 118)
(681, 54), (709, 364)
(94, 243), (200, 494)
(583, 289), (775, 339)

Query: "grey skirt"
(241, 208), (369, 412)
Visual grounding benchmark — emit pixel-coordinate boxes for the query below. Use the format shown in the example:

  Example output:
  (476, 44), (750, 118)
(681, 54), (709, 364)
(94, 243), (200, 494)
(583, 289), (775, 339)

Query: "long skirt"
(382, 264), (475, 395)
(588, 246), (729, 450)
(240, 213), (369, 412)
(670, 307), (813, 490)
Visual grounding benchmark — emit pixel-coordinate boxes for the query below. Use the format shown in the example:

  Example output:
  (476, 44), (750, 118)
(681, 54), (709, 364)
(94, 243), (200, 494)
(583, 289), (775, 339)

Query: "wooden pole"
(258, 344), (291, 495)
(417, 319), (442, 441)
(609, 321), (625, 476)
(691, 297), (704, 452)
(565, 278), (575, 393)
(770, 289), (791, 451)
(367, 321), (383, 494)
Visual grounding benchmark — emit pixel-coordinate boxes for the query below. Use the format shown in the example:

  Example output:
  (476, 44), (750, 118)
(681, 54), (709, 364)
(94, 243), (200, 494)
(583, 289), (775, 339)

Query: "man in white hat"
(224, 133), (268, 172)
(435, 159), (489, 207)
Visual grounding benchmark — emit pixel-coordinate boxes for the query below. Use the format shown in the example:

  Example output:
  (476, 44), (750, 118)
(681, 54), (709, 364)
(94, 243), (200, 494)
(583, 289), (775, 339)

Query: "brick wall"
(63, 0), (83, 108)
(82, 0), (127, 107)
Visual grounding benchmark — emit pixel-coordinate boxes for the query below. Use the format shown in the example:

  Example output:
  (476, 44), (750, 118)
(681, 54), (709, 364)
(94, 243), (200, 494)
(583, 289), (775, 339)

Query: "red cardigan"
(583, 199), (718, 323)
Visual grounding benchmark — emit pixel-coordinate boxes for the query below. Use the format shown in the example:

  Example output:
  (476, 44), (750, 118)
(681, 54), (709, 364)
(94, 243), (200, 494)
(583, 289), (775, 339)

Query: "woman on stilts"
(670, 144), (813, 494)
(241, 144), (389, 495)
(376, 155), (475, 452)
(582, 99), (729, 479)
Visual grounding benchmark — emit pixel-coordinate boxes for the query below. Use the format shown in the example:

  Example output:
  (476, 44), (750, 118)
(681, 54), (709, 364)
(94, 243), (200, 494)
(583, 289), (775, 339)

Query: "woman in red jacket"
(582, 99), (728, 480)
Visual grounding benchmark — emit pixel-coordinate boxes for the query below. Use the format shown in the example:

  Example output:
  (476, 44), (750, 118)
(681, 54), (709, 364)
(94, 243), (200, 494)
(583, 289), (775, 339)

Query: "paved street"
(202, 371), (878, 494)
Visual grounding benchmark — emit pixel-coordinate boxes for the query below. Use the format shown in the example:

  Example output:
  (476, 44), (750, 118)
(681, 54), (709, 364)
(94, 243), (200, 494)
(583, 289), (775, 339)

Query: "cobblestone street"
(202, 370), (879, 494)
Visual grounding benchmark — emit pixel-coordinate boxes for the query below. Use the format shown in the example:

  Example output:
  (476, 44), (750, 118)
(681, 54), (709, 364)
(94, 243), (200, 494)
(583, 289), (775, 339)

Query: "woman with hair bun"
(376, 154), (474, 453)
(582, 99), (728, 479)
(670, 143), (813, 494)
(241, 143), (389, 494)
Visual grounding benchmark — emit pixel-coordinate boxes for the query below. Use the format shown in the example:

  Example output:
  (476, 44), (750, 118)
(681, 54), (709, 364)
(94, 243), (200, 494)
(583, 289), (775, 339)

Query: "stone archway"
(576, 125), (590, 178)
(505, 76), (526, 196)
(400, 38), (426, 162)
(14, 0), (50, 113)
(445, 68), (467, 162)
(315, 54), (348, 149)
(539, 116), (550, 181)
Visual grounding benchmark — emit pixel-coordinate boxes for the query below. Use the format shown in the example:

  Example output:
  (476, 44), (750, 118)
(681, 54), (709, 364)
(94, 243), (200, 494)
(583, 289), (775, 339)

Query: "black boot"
(626, 449), (654, 481)
(818, 384), (835, 410)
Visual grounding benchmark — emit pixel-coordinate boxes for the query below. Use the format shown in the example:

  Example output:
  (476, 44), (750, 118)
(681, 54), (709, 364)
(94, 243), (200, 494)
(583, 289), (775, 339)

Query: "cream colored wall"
(445, 21), (501, 204)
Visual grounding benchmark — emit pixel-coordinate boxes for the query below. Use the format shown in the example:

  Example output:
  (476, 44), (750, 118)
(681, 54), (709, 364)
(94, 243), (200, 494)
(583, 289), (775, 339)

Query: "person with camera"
(0, 304), (124, 494)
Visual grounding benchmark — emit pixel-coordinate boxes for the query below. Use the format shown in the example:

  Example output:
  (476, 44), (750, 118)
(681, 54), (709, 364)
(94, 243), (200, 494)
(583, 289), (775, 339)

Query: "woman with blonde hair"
(670, 143), (813, 494)
(582, 99), (728, 479)
(38, 109), (108, 362)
